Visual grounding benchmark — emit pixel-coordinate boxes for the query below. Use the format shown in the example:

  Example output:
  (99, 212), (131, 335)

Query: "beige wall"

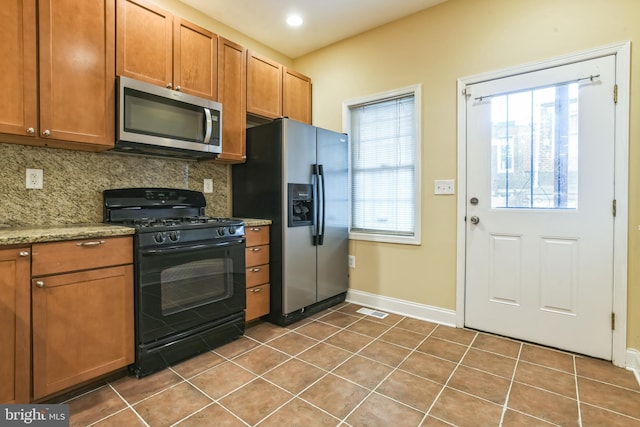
(293, 0), (640, 351)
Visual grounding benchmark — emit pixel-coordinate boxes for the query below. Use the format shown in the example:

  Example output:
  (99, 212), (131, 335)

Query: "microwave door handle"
(203, 108), (213, 144)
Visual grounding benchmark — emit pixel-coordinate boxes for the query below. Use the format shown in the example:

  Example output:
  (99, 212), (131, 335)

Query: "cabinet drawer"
(245, 226), (269, 246)
(245, 244), (269, 267)
(246, 264), (269, 287)
(246, 283), (269, 321)
(32, 236), (133, 277)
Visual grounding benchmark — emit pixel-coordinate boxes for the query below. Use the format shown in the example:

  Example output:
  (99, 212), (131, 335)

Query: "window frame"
(342, 84), (422, 245)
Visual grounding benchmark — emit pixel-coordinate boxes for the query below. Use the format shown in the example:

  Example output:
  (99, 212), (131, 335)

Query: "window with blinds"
(345, 86), (421, 244)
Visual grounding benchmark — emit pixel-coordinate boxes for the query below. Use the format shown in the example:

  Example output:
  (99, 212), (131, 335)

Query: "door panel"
(465, 55), (615, 359)
(316, 128), (349, 301)
(283, 119), (317, 313)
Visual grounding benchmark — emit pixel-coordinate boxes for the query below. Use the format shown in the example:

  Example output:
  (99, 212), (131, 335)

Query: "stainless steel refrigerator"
(232, 118), (349, 326)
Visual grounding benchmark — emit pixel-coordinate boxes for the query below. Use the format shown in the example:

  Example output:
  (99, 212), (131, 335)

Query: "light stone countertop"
(241, 218), (272, 227)
(0, 224), (135, 246)
(0, 219), (271, 246)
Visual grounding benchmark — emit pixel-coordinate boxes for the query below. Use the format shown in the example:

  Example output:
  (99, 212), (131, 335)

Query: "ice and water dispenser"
(288, 183), (314, 227)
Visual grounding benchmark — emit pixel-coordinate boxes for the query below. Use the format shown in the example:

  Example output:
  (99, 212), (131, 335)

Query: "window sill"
(349, 231), (420, 246)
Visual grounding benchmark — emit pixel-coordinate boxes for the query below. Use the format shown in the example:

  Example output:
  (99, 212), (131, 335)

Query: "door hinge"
(613, 84), (618, 104)
(612, 199), (617, 217)
(462, 88), (471, 98)
(611, 312), (616, 330)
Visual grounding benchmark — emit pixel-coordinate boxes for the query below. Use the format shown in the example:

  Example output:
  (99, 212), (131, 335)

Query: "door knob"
(470, 216), (480, 225)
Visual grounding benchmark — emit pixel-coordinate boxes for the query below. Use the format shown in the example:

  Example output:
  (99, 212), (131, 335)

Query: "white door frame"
(456, 41), (630, 367)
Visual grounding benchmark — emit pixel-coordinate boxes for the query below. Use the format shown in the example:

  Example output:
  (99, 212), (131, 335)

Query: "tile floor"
(64, 302), (640, 426)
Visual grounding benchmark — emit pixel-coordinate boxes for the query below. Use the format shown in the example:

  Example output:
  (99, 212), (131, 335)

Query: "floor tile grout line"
(574, 372), (640, 392)
(331, 316), (413, 424)
(573, 355), (584, 427)
(87, 383), (151, 427)
(498, 340), (523, 426)
(335, 318), (438, 424)
(579, 401), (640, 423)
(168, 401), (249, 427)
(420, 328), (480, 426)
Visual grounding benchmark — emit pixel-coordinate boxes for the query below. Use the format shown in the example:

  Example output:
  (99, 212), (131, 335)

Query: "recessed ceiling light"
(286, 14), (303, 27)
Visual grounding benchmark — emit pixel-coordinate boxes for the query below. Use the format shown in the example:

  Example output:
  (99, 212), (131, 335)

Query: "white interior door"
(464, 55), (616, 359)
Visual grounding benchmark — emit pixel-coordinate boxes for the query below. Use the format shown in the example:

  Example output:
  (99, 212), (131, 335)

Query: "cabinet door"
(283, 67), (312, 124)
(32, 265), (134, 400)
(174, 18), (217, 101)
(216, 37), (247, 163)
(247, 51), (282, 119)
(116, 0), (172, 88)
(0, 247), (31, 404)
(0, 0), (37, 138)
(246, 284), (270, 321)
(39, 0), (115, 147)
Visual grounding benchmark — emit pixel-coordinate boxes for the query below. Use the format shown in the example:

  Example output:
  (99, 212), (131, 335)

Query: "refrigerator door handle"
(318, 164), (325, 245)
(312, 164), (320, 246)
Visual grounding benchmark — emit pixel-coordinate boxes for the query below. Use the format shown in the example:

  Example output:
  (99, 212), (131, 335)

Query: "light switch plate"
(434, 179), (455, 195)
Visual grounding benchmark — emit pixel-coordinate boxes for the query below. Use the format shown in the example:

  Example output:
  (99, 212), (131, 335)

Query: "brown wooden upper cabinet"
(116, 0), (217, 101)
(247, 51), (283, 119)
(0, 0), (115, 150)
(283, 67), (312, 124)
(247, 51), (312, 124)
(215, 37), (247, 163)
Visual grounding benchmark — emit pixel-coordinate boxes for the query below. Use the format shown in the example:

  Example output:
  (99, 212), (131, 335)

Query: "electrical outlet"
(348, 255), (356, 268)
(434, 179), (455, 195)
(26, 168), (43, 189)
(203, 178), (213, 193)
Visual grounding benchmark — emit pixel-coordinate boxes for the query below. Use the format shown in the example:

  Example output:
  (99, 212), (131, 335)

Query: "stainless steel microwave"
(114, 76), (222, 160)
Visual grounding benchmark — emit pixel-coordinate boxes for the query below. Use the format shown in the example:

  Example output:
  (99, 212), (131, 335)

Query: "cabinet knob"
(19, 251), (29, 257)
(166, 83), (172, 89)
(35, 280), (45, 288)
(251, 247), (262, 252)
(175, 85), (181, 91)
(42, 129), (51, 137)
(26, 127), (35, 135)
(251, 287), (262, 293)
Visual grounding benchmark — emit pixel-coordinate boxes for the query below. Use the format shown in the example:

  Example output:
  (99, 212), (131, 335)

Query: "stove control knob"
(169, 231), (179, 242)
(154, 232), (165, 243)
(217, 227), (226, 236)
(229, 226), (237, 235)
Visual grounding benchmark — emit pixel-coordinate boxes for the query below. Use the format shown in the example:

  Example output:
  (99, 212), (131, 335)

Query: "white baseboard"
(627, 348), (640, 386)
(345, 289), (457, 327)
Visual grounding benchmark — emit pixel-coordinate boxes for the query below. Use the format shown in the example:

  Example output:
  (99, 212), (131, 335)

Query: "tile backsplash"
(0, 143), (230, 226)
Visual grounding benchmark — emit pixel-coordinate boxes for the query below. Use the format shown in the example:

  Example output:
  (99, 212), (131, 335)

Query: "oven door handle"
(140, 239), (244, 256)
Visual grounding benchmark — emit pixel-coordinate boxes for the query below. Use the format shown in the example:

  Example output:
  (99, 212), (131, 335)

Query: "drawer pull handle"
(76, 240), (105, 247)
(250, 227), (261, 232)
(251, 267), (261, 272)
(251, 247), (262, 252)
(251, 288), (262, 293)
(19, 251), (30, 257)
(35, 280), (45, 288)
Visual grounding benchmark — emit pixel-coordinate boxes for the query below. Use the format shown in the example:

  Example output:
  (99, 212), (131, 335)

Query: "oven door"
(137, 238), (245, 344)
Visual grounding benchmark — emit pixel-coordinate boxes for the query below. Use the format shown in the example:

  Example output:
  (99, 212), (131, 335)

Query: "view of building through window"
(491, 83), (579, 209)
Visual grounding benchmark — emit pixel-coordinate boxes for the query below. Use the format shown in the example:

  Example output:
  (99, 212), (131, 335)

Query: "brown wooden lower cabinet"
(0, 246), (31, 404)
(245, 225), (270, 321)
(31, 265), (134, 400)
(31, 237), (134, 400)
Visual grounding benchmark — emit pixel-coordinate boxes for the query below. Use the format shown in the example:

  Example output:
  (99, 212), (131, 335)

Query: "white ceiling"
(179, 0), (447, 58)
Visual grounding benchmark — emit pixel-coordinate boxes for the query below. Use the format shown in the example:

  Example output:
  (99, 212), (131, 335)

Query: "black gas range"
(103, 188), (246, 377)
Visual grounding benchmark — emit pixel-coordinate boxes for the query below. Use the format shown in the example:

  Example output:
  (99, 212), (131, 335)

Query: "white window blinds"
(350, 94), (416, 236)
